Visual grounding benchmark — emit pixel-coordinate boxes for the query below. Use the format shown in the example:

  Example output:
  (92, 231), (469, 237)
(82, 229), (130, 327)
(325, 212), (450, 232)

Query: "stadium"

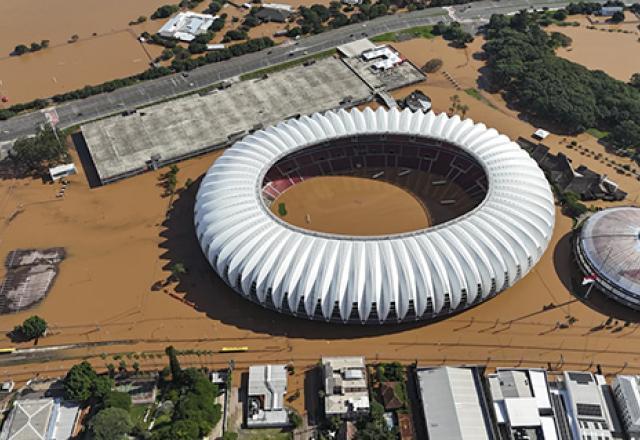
(194, 107), (555, 324)
(574, 206), (640, 310)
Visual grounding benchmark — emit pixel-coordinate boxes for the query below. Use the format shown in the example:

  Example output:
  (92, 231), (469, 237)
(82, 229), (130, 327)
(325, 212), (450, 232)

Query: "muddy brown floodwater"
(270, 176), (430, 235)
(1, 30), (640, 420)
(550, 14), (640, 82)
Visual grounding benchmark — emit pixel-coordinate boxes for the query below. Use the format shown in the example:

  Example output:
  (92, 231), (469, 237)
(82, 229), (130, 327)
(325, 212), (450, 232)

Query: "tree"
(90, 407), (133, 440)
(609, 120), (640, 149)
(133, 361), (141, 374)
(63, 361), (98, 401)
(14, 315), (47, 341)
(151, 4), (180, 19)
(93, 375), (114, 400)
(103, 391), (132, 411)
(552, 9), (568, 20)
(10, 125), (68, 174)
(165, 345), (182, 382)
(170, 262), (187, 281)
(629, 73), (640, 89)
(422, 58), (443, 73)
(610, 10), (625, 23)
(289, 410), (302, 428)
(13, 44), (29, 55)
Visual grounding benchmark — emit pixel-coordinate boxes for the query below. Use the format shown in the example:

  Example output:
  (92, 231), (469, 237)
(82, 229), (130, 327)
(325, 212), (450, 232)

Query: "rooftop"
(416, 366), (491, 440)
(81, 57), (371, 184)
(0, 398), (79, 440)
(322, 357), (370, 416)
(158, 12), (218, 42)
(247, 364), (289, 427)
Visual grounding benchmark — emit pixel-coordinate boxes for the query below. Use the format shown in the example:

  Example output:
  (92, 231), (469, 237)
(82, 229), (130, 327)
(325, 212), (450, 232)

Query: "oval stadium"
(574, 206), (640, 310)
(194, 107), (555, 324)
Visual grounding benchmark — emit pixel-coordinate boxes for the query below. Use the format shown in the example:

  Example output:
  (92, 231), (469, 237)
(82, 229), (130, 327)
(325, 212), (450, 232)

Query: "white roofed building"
(0, 398), (80, 440)
(322, 357), (370, 418)
(557, 372), (623, 440)
(416, 366), (493, 440)
(488, 368), (560, 439)
(612, 375), (640, 438)
(247, 364), (289, 428)
(158, 12), (218, 42)
(194, 107), (555, 324)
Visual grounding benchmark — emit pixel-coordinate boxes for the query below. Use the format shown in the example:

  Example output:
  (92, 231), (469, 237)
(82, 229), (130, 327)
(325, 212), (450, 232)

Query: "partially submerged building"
(322, 357), (370, 419)
(401, 90), (432, 112)
(487, 368), (560, 440)
(0, 398), (80, 440)
(416, 366), (494, 440)
(517, 138), (627, 201)
(247, 364), (289, 428)
(158, 12), (218, 42)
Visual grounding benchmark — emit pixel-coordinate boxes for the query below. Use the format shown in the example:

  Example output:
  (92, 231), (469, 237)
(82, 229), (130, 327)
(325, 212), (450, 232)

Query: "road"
(0, 0), (613, 148)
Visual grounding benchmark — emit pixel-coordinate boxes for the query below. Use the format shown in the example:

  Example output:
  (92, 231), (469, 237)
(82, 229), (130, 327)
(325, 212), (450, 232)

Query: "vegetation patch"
(240, 49), (337, 81)
(464, 88), (498, 109)
(483, 10), (640, 160)
(371, 25), (436, 42)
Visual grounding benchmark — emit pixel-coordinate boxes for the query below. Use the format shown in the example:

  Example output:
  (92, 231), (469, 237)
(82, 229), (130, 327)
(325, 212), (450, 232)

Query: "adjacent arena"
(575, 206), (640, 310)
(194, 107), (555, 324)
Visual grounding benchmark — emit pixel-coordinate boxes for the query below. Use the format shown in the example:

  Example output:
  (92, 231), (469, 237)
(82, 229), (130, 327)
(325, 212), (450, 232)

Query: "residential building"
(158, 12), (218, 42)
(247, 364), (289, 428)
(517, 138), (627, 201)
(322, 357), (370, 418)
(416, 366), (494, 440)
(555, 372), (623, 440)
(612, 375), (640, 438)
(488, 368), (560, 439)
(0, 398), (80, 440)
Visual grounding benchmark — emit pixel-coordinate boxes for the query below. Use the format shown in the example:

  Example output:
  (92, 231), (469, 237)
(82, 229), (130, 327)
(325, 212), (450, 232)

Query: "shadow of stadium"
(157, 175), (433, 339)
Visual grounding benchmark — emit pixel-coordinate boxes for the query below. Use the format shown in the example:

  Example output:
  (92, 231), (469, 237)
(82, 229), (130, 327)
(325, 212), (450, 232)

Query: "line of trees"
(483, 10), (640, 156)
(12, 40), (50, 56)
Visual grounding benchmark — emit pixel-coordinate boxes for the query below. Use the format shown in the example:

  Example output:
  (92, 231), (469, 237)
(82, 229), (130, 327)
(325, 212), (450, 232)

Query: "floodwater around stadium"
(269, 176), (430, 236)
(0, 0), (169, 105)
(2, 26), (640, 416)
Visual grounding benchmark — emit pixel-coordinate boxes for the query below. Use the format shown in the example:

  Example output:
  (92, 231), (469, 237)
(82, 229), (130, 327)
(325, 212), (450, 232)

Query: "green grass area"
(371, 25), (435, 42)
(240, 49), (337, 81)
(130, 404), (151, 427)
(464, 88), (498, 109)
(587, 127), (609, 139)
(278, 202), (287, 217)
(238, 429), (292, 440)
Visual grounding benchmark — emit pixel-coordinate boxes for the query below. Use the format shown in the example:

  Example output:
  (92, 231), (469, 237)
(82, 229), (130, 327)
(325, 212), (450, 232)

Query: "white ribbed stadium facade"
(195, 107), (555, 324)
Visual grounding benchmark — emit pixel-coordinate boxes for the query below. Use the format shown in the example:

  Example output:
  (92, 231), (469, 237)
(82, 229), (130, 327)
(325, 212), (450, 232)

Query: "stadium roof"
(579, 207), (640, 299)
(194, 107), (555, 324)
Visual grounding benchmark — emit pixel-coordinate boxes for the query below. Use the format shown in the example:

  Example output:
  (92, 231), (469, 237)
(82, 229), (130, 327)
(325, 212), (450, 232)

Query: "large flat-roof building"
(487, 368), (560, 440)
(322, 357), (370, 418)
(0, 398), (80, 440)
(247, 364), (289, 428)
(555, 372), (623, 440)
(416, 366), (494, 440)
(158, 12), (218, 42)
(612, 375), (640, 438)
(81, 57), (372, 185)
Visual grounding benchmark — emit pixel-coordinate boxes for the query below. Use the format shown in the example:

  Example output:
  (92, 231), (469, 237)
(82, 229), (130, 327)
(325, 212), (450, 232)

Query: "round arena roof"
(194, 107), (555, 324)
(577, 206), (640, 307)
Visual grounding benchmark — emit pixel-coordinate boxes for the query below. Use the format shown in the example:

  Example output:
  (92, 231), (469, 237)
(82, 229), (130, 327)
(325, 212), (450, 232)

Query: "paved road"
(0, 0), (611, 147)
